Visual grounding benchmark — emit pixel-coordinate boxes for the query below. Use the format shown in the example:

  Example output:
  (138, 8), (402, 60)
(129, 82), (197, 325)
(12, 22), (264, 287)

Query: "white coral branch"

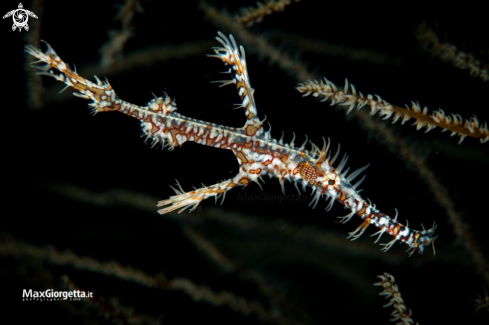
(297, 77), (489, 144)
(374, 272), (418, 325)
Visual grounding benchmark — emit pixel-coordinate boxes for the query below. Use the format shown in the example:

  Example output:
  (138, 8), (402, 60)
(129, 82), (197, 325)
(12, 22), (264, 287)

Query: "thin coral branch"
(374, 272), (418, 325)
(266, 31), (403, 66)
(100, 0), (144, 68)
(0, 234), (291, 325)
(183, 225), (313, 323)
(236, 0), (300, 27)
(297, 77), (489, 144)
(417, 24), (489, 82)
(62, 275), (163, 325)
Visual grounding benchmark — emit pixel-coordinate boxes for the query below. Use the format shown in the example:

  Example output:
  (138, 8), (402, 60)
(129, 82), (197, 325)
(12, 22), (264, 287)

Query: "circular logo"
(13, 9), (28, 28)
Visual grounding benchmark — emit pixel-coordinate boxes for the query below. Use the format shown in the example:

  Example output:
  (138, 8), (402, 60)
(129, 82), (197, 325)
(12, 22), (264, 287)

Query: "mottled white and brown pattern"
(25, 32), (437, 255)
